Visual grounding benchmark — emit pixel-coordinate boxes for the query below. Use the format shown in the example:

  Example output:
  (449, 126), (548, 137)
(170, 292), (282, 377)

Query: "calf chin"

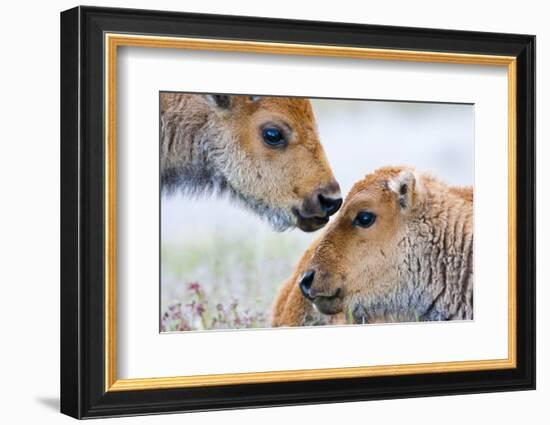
(233, 190), (296, 231)
(313, 296), (343, 315)
(293, 211), (330, 232)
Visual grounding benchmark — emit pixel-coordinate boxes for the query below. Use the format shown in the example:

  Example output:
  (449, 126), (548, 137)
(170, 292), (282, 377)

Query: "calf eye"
(353, 211), (376, 228)
(262, 127), (286, 147)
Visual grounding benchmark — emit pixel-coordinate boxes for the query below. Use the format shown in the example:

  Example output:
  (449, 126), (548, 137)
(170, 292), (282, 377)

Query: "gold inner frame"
(104, 33), (517, 392)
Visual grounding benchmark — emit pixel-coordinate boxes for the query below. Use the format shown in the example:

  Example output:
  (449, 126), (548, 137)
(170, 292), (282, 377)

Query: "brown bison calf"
(272, 166), (473, 326)
(161, 93), (342, 232)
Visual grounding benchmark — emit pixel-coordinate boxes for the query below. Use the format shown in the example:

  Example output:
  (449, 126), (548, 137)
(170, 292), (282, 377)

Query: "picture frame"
(60, 5), (535, 419)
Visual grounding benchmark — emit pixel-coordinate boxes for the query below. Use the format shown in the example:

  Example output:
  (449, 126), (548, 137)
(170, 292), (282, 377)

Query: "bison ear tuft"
(388, 169), (422, 211)
(205, 94), (232, 110)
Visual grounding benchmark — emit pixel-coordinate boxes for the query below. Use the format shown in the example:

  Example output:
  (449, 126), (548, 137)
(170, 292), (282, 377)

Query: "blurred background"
(160, 98), (474, 332)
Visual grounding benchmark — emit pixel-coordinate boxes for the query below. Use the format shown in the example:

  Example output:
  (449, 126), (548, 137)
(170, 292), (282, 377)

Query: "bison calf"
(272, 166), (473, 326)
(160, 93), (342, 232)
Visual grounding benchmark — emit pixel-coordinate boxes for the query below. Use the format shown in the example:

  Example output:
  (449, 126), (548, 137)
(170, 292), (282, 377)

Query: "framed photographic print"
(60, 6), (536, 419)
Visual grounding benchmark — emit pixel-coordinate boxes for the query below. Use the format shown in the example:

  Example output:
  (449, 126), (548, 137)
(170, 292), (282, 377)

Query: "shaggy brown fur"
(160, 93), (341, 232)
(272, 166), (473, 326)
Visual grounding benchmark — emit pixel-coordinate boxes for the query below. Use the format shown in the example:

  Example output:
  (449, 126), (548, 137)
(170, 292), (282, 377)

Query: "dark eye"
(353, 211), (377, 228)
(262, 127), (286, 147)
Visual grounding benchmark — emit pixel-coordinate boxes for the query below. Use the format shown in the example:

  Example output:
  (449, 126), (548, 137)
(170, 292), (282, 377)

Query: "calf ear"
(388, 170), (423, 211)
(205, 94), (232, 110)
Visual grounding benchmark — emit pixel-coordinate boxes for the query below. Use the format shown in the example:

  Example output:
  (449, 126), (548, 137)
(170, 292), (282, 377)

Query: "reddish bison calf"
(161, 93), (342, 232)
(272, 166), (473, 326)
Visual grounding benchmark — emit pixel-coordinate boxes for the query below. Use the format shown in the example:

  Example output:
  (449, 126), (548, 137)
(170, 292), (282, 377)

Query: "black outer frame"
(60, 5), (536, 419)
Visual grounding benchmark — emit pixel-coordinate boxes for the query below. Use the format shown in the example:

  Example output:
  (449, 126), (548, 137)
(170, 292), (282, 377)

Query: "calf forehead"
(254, 97), (315, 123)
(342, 183), (394, 215)
(345, 166), (404, 201)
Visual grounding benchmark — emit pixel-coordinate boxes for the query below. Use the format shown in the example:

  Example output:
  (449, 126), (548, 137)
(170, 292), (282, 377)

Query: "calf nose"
(318, 193), (342, 216)
(299, 270), (315, 300)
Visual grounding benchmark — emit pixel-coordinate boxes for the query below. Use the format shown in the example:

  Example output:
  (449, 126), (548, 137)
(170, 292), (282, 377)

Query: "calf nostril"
(318, 194), (343, 216)
(299, 270), (315, 300)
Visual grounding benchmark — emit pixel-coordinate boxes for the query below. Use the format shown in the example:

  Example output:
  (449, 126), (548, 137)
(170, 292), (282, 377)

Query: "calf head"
(298, 166), (425, 322)
(205, 95), (341, 232)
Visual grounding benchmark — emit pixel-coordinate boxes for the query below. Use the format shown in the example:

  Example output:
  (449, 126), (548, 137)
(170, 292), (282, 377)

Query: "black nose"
(318, 194), (342, 216)
(299, 270), (315, 300)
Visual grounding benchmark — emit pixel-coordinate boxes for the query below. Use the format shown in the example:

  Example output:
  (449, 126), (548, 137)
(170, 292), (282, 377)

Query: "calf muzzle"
(293, 183), (342, 232)
(298, 270), (343, 315)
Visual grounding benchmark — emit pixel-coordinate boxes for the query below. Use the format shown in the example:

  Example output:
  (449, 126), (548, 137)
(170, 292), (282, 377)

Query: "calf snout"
(293, 183), (342, 232)
(318, 193), (342, 216)
(299, 270), (316, 300)
(298, 269), (343, 315)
